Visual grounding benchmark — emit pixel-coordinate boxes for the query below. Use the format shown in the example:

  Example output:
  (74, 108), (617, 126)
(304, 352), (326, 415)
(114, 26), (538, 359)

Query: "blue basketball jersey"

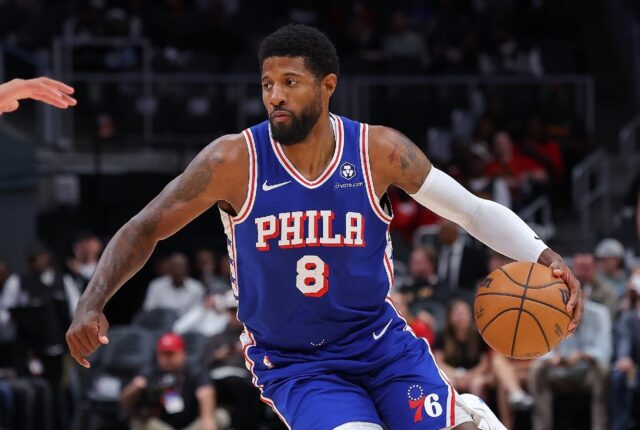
(218, 115), (462, 430)
(219, 114), (395, 351)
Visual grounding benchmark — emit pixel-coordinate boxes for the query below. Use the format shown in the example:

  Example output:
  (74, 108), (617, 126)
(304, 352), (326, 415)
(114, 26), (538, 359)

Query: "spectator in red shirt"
(389, 292), (436, 345)
(522, 116), (565, 184)
(388, 187), (440, 249)
(485, 131), (548, 209)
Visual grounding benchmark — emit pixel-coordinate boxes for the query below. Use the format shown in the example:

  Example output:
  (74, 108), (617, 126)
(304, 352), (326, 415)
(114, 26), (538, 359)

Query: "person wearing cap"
(609, 267), (640, 430)
(120, 332), (218, 430)
(595, 238), (629, 300)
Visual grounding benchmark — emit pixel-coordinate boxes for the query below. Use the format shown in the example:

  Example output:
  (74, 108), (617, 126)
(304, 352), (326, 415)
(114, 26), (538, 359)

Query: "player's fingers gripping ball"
(474, 261), (573, 359)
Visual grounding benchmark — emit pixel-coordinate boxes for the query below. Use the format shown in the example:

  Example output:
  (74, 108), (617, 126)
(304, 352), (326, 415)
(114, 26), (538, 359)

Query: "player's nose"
(269, 83), (287, 106)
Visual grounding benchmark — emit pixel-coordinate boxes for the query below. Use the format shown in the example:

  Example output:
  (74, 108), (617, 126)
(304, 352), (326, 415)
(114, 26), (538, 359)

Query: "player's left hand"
(0, 77), (76, 113)
(547, 257), (583, 336)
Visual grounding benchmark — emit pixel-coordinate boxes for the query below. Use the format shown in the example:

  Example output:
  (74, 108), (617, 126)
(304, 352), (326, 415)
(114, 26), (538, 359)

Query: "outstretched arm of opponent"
(368, 126), (583, 334)
(66, 134), (248, 367)
(0, 77), (76, 113)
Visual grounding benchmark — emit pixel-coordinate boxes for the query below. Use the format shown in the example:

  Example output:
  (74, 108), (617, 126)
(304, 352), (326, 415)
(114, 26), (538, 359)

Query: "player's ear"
(321, 74), (337, 97)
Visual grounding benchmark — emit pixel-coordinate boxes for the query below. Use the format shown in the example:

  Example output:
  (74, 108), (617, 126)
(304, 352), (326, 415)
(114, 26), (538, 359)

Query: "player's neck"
(280, 113), (335, 182)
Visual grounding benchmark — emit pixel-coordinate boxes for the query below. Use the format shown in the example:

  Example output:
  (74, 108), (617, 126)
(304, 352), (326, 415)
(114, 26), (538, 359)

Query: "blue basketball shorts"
(241, 300), (466, 430)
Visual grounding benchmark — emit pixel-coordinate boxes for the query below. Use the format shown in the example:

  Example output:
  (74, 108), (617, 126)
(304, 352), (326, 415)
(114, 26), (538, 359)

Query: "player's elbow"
(124, 214), (163, 244)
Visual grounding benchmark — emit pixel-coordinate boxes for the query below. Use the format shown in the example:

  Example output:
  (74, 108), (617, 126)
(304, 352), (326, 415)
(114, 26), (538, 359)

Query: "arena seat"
(131, 308), (179, 335)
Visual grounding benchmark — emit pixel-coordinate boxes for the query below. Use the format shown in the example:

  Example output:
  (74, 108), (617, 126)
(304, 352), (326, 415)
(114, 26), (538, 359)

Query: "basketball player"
(0, 77), (76, 114)
(67, 25), (583, 429)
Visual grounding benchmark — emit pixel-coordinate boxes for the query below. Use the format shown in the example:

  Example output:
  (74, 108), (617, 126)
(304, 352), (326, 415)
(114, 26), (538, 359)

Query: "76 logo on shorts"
(407, 385), (443, 423)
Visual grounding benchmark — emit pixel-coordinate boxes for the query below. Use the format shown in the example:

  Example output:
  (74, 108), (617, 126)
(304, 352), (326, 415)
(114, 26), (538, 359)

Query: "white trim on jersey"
(384, 296), (457, 428)
(382, 229), (395, 292)
(219, 128), (258, 298)
(219, 210), (239, 297)
(233, 129), (258, 224)
(359, 123), (393, 224)
(270, 114), (345, 189)
(240, 327), (293, 430)
(383, 252), (394, 291)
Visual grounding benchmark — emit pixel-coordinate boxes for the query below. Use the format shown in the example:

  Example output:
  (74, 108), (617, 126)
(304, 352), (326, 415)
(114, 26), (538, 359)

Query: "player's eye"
(286, 79), (296, 87)
(262, 82), (273, 90)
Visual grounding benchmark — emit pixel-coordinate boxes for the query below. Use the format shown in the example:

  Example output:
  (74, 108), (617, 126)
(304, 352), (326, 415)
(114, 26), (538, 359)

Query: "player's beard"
(270, 92), (323, 146)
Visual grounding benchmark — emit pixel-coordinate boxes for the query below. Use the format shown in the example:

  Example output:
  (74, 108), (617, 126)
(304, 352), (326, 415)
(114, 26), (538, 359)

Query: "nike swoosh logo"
(262, 180), (291, 192)
(373, 318), (393, 340)
(534, 236), (541, 240)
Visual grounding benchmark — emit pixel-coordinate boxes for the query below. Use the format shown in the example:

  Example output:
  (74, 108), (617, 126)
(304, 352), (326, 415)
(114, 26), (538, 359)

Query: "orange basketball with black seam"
(474, 261), (573, 359)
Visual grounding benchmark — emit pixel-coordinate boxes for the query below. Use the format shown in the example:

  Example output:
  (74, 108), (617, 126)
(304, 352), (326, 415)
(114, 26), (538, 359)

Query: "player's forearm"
(410, 167), (547, 262)
(77, 219), (157, 312)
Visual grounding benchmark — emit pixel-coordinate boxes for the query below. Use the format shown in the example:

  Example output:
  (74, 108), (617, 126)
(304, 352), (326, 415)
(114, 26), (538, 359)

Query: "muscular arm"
(68, 134), (248, 366)
(367, 125), (430, 195)
(368, 126), (583, 333)
(368, 127), (547, 259)
(79, 134), (246, 310)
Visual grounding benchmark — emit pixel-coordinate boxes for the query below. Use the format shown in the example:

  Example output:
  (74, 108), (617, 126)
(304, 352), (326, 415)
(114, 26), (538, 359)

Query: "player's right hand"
(66, 309), (110, 368)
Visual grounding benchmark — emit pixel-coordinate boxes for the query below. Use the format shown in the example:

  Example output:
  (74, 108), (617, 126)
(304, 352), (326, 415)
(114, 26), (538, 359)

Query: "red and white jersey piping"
(269, 113), (344, 189)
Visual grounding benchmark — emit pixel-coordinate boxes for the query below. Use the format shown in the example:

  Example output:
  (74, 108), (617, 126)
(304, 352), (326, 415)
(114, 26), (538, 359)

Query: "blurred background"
(1, 0), (639, 429)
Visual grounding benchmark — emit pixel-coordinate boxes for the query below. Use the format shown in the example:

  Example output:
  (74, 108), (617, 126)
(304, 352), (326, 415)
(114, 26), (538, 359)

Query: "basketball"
(474, 261), (573, 359)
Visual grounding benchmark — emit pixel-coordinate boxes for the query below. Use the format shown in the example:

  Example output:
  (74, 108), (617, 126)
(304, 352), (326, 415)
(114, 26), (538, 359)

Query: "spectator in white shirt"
(143, 252), (205, 317)
(0, 259), (19, 341)
(66, 233), (103, 290)
(19, 246), (80, 328)
(194, 249), (230, 295)
(529, 299), (612, 430)
(16, 245), (81, 430)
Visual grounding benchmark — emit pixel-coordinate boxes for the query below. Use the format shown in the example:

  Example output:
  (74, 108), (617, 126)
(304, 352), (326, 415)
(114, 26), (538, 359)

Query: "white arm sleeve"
(409, 167), (548, 262)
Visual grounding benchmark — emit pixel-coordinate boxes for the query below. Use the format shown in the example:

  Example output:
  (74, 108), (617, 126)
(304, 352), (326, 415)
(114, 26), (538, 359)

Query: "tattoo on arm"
(387, 129), (428, 191)
(78, 150), (222, 311)
(139, 153), (219, 237)
(81, 225), (151, 310)
(172, 154), (217, 203)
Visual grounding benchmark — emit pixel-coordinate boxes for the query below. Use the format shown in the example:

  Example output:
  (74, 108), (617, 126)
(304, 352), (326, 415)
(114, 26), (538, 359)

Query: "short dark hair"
(258, 24), (339, 79)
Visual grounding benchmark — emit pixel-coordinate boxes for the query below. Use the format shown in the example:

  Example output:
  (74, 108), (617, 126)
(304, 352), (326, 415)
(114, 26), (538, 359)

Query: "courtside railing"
(0, 43), (52, 142)
(619, 112), (640, 177)
(48, 37), (596, 150)
(572, 149), (611, 236)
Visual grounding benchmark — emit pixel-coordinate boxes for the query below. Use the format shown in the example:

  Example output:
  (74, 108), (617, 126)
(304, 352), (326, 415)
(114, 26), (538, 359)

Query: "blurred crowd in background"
(0, 225), (639, 429)
(0, 0), (592, 155)
(0, 0), (639, 429)
(0, 0), (585, 75)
